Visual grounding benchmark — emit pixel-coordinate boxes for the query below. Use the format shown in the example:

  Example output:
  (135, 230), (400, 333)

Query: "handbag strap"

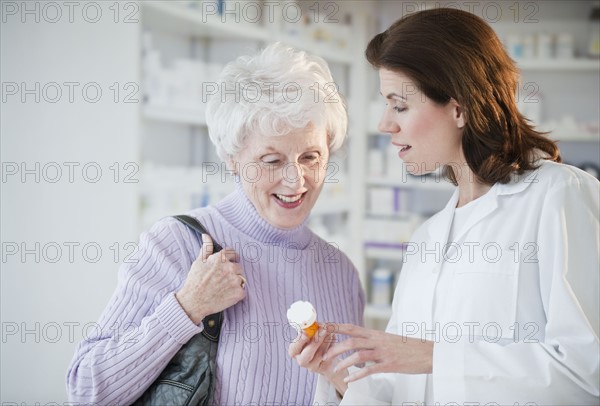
(173, 215), (224, 342)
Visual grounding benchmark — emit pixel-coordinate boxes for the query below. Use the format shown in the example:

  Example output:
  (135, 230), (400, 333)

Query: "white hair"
(205, 42), (348, 161)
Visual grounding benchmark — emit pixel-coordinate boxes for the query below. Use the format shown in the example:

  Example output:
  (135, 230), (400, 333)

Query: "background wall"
(1, 0), (598, 402)
(1, 1), (140, 401)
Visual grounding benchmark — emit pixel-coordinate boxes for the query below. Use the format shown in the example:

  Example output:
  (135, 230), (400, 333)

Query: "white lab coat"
(315, 160), (599, 405)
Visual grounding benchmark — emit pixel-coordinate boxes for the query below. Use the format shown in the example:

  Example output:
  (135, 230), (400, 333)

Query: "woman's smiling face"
(230, 124), (330, 229)
(377, 68), (465, 175)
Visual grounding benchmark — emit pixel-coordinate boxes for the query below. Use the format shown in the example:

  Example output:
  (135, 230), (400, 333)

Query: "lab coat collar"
(424, 169), (535, 243)
(495, 170), (536, 196)
(422, 189), (458, 253)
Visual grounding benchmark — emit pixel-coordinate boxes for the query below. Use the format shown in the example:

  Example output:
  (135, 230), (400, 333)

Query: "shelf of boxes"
(364, 304), (393, 321)
(517, 58), (600, 71)
(141, 1), (270, 41)
(364, 244), (406, 262)
(366, 175), (456, 192)
(143, 105), (207, 126)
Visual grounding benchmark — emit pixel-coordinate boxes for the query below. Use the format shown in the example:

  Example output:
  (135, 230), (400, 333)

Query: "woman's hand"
(324, 324), (434, 384)
(176, 234), (246, 324)
(288, 324), (348, 396)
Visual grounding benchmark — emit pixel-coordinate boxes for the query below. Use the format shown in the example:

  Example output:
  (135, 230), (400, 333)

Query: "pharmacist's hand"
(176, 234), (246, 324)
(288, 325), (348, 395)
(323, 324), (433, 383)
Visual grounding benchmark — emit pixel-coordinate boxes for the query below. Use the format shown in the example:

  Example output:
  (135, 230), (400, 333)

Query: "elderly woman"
(66, 43), (364, 405)
(291, 8), (599, 406)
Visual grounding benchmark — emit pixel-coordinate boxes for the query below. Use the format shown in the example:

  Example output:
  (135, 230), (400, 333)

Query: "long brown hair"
(366, 8), (561, 185)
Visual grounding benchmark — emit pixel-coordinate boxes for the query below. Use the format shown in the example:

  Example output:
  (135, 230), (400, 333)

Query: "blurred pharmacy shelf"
(143, 105), (207, 126)
(366, 175), (455, 192)
(364, 304), (393, 321)
(517, 58), (600, 71)
(142, 1), (270, 41)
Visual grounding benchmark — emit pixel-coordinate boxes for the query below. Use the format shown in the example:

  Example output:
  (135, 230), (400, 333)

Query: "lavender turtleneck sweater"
(66, 183), (365, 405)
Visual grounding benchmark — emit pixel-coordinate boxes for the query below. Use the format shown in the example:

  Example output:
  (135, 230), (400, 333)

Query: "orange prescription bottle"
(287, 301), (319, 338)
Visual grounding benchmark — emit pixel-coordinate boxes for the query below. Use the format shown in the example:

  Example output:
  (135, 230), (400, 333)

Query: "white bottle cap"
(287, 301), (317, 329)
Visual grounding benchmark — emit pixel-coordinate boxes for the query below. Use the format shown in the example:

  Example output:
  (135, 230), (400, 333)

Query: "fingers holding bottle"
(287, 324), (348, 396)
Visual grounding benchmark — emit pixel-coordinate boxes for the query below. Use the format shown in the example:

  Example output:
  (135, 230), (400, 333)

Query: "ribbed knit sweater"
(66, 183), (365, 405)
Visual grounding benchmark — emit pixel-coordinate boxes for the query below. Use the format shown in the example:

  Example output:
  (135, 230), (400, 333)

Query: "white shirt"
(426, 189), (492, 403)
(315, 161), (600, 405)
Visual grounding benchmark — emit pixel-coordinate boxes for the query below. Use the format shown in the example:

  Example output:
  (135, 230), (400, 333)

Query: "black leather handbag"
(132, 215), (223, 406)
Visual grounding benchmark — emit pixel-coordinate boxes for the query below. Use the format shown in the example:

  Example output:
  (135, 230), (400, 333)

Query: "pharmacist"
(289, 8), (599, 405)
